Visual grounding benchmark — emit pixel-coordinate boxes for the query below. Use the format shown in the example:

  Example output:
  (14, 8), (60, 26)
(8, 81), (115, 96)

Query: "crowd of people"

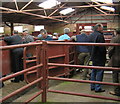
(1, 23), (120, 97)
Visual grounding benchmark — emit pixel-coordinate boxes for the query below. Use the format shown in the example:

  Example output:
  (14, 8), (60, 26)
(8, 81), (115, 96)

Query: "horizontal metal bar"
(0, 77), (43, 102)
(0, 64), (43, 82)
(0, 42), (42, 50)
(47, 42), (120, 46)
(48, 89), (119, 101)
(48, 77), (120, 86)
(48, 63), (120, 71)
(24, 90), (43, 104)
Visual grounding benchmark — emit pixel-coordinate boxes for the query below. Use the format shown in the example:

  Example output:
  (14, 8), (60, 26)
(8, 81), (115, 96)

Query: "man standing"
(89, 24), (106, 92)
(71, 30), (90, 80)
(22, 28), (34, 43)
(4, 30), (24, 83)
(108, 29), (120, 96)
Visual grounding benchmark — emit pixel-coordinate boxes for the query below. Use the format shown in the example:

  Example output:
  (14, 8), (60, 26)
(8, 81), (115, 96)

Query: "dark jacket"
(4, 35), (23, 73)
(108, 35), (120, 67)
(4, 35), (23, 45)
(89, 31), (106, 64)
(76, 33), (89, 53)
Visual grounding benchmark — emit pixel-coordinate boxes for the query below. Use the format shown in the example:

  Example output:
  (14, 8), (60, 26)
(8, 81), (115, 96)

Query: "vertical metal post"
(41, 41), (48, 103)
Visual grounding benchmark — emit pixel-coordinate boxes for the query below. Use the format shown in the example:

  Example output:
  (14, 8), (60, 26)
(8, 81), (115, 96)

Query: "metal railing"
(0, 41), (120, 103)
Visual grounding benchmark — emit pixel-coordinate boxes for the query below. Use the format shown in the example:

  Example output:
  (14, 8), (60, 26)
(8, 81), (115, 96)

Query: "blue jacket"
(58, 34), (70, 40)
(76, 33), (89, 53)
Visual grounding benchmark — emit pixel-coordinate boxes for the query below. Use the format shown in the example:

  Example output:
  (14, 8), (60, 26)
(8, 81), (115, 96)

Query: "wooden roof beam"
(13, 0), (19, 10)
(20, 0), (34, 11)
(23, 4), (118, 12)
(0, 7), (69, 23)
(48, 3), (66, 17)
(87, 2), (108, 15)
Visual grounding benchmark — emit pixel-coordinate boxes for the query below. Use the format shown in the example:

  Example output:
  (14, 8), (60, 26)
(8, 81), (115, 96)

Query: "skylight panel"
(38, 0), (61, 9)
(59, 8), (75, 15)
(100, 6), (115, 12)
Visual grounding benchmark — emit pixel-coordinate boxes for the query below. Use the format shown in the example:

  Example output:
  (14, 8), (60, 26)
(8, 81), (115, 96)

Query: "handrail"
(48, 63), (120, 71)
(0, 42), (42, 50)
(47, 41), (120, 46)
(48, 77), (119, 86)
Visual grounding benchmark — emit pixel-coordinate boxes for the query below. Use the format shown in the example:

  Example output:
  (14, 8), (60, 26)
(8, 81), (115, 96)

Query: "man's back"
(4, 35), (23, 45)
(76, 33), (89, 53)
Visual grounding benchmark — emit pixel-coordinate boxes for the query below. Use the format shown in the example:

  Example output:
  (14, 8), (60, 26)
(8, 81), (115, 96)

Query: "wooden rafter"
(48, 3), (66, 17)
(43, 10), (47, 16)
(88, 1), (108, 15)
(20, 0), (34, 11)
(23, 4), (118, 12)
(13, 0), (19, 10)
(0, 7), (69, 23)
(73, 10), (90, 24)
(64, 11), (76, 21)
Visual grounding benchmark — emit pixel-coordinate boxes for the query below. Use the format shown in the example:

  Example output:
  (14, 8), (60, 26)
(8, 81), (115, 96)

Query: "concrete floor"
(0, 72), (120, 103)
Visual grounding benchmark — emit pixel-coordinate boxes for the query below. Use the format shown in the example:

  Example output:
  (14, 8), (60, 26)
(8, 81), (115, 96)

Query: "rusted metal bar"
(0, 77), (43, 102)
(48, 77), (120, 86)
(48, 89), (120, 101)
(47, 42), (120, 46)
(48, 63), (120, 71)
(24, 90), (43, 104)
(0, 42), (42, 50)
(0, 64), (43, 82)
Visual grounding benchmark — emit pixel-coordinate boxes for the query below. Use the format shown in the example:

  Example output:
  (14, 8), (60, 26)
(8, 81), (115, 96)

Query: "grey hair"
(93, 23), (103, 31)
(64, 28), (70, 34)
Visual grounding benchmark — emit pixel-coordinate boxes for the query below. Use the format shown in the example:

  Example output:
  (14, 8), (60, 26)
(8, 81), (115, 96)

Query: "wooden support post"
(10, 23), (13, 35)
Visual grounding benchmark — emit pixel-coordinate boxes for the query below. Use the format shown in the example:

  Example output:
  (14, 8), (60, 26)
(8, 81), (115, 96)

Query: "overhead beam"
(23, 4), (119, 12)
(13, 0), (19, 10)
(51, 14), (119, 18)
(20, 0), (34, 11)
(48, 3), (66, 17)
(87, 2), (108, 14)
(0, 7), (69, 23)
(73, 10), (90, 24)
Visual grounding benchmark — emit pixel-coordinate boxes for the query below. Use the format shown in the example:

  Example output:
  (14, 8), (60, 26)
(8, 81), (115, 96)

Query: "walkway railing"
(0, 41), (120, 103)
